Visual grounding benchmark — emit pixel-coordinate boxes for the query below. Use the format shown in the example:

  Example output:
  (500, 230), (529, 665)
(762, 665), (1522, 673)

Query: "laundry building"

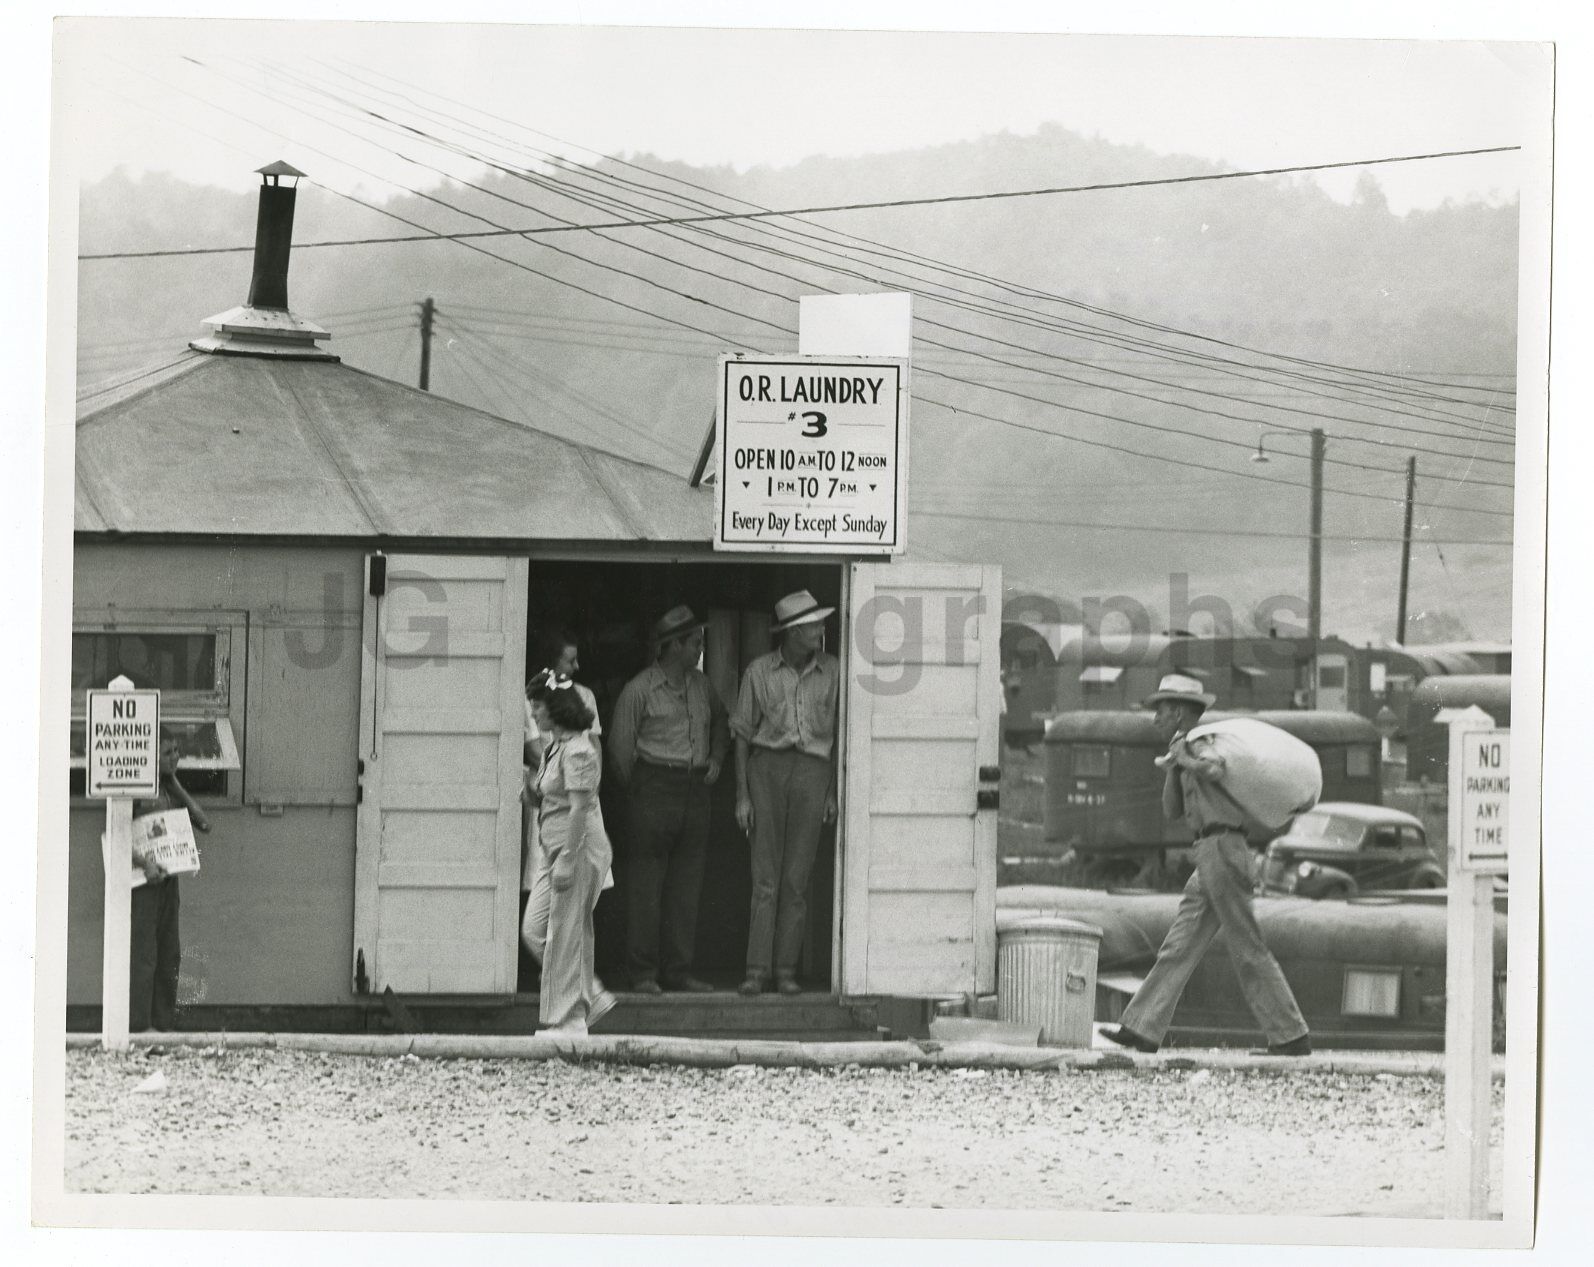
(67, 164), (1003, 1033)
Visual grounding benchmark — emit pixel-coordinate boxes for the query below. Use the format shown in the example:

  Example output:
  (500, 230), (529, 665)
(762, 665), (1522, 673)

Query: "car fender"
(1296, 862), (1359, 900)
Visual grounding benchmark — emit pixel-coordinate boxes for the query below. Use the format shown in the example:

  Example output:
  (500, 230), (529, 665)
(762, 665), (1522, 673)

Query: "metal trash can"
(997, 915), (1105, 1048)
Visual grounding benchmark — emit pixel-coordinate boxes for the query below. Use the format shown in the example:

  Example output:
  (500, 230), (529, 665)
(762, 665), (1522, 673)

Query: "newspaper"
(127, 808), (201, 889)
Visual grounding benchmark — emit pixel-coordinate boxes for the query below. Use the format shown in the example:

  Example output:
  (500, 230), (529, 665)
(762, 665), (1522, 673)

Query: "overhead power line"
(77, 144), (1521, 262)
(912, 507), (1512, 546)
(159, 52), (1518, 453)
(85, 54), (1520, 519)
(315, 56), (1520, 407)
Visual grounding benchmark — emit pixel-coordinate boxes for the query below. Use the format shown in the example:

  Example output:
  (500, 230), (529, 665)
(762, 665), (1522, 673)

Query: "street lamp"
(1250, 428), (1326, 705)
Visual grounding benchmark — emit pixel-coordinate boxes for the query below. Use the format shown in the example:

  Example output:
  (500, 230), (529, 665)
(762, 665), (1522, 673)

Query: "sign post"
(715, 354), (908, 554)
(86, 675), (160, 1051)
(1441, 705), (1507, 1219)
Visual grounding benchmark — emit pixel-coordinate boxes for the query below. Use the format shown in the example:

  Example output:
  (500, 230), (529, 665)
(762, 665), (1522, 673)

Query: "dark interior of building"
(522, 558), (845, 992)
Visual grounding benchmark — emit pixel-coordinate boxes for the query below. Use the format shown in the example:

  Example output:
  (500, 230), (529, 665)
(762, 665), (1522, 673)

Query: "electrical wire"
(77, 141), (1522, 261)
(203, 65), (1514, 474)
(314, 57), (1520, 408)
(83, 54), (1521, 516)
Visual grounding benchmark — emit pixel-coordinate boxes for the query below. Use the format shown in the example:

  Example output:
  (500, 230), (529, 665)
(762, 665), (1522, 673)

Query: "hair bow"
(530, 668), (574, 693)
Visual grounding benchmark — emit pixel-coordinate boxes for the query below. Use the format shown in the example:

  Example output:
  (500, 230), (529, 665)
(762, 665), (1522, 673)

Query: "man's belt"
(1194, 823), (1244, 840)
(637, 756), (711, 775)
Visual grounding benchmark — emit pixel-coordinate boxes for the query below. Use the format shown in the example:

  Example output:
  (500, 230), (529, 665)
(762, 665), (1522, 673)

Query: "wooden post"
(418, 297), (435, 392)
(87, 674), (160, 1053)
(100, 798), (134, 1052)
(1442, 705), (1501, 1219)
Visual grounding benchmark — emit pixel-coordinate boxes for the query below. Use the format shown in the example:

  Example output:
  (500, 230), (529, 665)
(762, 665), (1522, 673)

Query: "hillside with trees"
(75, 123), (1521, 642)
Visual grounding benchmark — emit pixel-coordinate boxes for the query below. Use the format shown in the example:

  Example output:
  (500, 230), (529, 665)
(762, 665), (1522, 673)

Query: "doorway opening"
(520, 558), (845, 996)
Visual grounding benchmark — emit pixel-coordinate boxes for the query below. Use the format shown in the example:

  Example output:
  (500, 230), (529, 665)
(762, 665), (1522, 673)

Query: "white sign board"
(86, 687), (160, 798)
(716, 355), (908, 553)
(798, 293), (912, 357)
(1457, 728), (1510, 873)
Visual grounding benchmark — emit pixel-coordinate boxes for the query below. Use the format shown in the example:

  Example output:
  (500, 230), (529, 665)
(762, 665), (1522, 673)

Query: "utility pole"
(1307, 427), (1325, 706)
(418, 297), (435, 392)
(1396, 454), (1417, 644)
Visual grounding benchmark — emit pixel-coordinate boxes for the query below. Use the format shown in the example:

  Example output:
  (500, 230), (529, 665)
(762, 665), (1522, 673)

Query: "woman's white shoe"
(587, 990), (617, 1029)
(542, 1018), (588, 1037)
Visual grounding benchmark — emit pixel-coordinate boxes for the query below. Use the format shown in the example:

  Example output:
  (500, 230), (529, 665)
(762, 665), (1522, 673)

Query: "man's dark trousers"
(129, 876), (181, 1032)
(626, 761), (711, 985)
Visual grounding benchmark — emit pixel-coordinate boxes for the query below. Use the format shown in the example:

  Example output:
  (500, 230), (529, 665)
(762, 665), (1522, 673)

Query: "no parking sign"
(87, 684), (161, 798)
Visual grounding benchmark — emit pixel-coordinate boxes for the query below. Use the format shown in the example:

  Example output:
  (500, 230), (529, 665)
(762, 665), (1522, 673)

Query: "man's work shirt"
(1162, 732), (1238, 833)
(732, 649), (841, 761)
(609, 664), (729, 784)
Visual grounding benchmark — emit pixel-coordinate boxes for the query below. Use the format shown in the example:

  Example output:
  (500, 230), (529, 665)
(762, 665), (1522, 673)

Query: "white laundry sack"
(1184, 717), (1322, 833)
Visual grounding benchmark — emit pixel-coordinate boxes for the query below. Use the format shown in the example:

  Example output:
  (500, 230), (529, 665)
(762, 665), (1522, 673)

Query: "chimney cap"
(256, 159), (307, 180)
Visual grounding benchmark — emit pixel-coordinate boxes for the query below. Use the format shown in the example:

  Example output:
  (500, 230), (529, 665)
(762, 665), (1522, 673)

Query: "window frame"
(1341, 965), (1404, 1019)
(69, 609), (247, 806)
(1345, 744), (1376, 779)
(1070, 744), (1112, 779)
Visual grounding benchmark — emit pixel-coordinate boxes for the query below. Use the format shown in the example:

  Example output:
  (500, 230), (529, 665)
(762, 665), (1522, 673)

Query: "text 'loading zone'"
(715, 356), (907, 554)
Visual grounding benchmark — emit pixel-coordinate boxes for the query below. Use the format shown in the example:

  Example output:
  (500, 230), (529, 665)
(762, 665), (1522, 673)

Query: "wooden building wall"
(68, 542), (366, 1006)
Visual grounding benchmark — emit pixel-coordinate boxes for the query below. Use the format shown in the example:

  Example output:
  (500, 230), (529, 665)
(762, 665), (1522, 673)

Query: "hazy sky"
(53, 18), (1542, 214)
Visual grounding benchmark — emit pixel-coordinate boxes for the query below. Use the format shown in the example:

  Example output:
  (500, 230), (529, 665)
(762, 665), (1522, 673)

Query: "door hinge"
(978, 764), (1001, 783)
(977, 788), (999, 810)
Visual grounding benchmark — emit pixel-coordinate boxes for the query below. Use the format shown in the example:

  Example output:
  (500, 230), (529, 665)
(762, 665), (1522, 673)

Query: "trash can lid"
(996, 913), (1104, 940)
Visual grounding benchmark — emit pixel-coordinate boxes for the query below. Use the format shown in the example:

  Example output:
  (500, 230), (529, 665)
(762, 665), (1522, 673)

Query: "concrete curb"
(65, 1031), (1508, 1079)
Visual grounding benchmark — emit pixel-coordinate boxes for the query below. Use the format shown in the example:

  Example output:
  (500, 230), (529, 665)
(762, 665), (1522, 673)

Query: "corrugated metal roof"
(75, 352), (713, 543)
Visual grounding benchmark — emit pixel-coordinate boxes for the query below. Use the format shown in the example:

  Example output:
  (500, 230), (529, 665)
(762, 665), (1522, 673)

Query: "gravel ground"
(63, 1047), (1504, 1216)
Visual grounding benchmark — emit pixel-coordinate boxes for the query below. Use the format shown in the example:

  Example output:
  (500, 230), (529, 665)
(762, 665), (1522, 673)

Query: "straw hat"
(771, 589), (835, 632)
(1143, 672), (1217, 709)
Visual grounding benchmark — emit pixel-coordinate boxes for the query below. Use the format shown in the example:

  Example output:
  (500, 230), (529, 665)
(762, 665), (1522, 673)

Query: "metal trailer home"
(999, 621), (1385, 747)
(1404, 675), (1513, 785)
(66, 166), (1004, 1037)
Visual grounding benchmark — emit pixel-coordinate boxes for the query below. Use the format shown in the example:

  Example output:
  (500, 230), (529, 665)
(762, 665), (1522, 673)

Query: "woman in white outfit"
(527, 670), (616, 1036)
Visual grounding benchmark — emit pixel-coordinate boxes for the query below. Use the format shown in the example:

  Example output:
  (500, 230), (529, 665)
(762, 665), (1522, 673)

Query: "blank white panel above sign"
(799, 293), (913, 357)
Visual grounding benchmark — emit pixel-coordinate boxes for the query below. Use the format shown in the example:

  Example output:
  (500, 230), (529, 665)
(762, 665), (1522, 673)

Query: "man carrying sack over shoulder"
(1104, 674), (1312, 1057)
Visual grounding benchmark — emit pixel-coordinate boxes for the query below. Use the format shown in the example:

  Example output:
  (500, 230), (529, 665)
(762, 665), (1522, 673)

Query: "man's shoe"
(662, 975), (715, 994)
(737, 974), (766, 996)
(630, 978), (663, 995)
(1257, 1034), (1313, 1057)
(774, 976), (802, 996)
(1102, 1024), (1160, 1053)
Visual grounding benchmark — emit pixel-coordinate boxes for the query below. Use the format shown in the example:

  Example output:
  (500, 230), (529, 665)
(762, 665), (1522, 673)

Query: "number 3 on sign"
(800, 410), (827, 438)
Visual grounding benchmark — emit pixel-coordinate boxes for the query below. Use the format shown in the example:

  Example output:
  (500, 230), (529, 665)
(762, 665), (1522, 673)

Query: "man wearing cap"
(609, 605), (730, 994)
(732, 589), (841, 996)
(1104, 673), (1312, 1056)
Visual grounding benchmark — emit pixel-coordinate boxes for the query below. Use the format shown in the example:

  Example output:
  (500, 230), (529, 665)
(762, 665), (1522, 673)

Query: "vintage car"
(1258, 802), (1444, 899)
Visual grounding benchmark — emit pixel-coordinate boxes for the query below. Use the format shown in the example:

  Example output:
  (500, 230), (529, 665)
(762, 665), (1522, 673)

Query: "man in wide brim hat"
(610, 602), (729, 995)
(1104, 671), (1313, 1058)
(731, 589), (841, 996)
(1142, 672), (1217, 710)
(648, 603), (705, 648)
(769, 590), (835, 634)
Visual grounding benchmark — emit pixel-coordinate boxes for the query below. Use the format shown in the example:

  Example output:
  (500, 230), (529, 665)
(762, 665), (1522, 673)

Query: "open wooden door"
(842, 561), (1002, 997)
(353, 554), (528, 994)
